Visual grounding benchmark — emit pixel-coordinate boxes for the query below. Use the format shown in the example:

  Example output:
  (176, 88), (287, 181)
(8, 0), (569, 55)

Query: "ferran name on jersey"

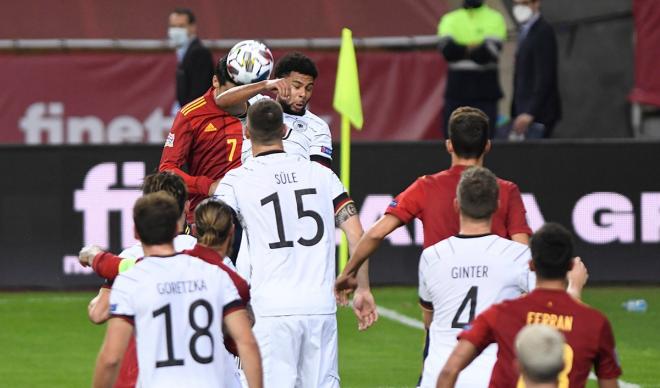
(156, 279), (208, 295)
(275, 171), (299, 185)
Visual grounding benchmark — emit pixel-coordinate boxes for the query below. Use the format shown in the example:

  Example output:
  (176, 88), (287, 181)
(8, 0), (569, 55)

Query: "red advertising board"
(0, 50), (446, 144)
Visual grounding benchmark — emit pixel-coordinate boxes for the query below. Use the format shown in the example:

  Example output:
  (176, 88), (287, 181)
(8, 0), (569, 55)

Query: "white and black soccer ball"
(226, 40), (274, 85)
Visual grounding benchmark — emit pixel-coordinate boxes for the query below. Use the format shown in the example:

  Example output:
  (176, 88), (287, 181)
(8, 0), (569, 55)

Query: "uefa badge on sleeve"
(164, 132), (175, 148)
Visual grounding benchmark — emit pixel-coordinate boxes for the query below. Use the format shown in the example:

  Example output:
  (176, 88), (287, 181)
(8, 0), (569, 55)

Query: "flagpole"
(339, 115), (351, 272)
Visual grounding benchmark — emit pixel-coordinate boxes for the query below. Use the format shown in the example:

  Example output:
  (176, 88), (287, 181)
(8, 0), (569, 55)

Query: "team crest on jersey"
(292, 120), (308, 132)
(164, 132), (175, 147)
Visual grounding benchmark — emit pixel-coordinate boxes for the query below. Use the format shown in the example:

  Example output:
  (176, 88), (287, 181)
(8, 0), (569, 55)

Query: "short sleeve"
(515, 247), (534, 292)
(328, 169), (349, 209)
(218, 270), (245, 317)
(213, 171), (240, 212)
(458, 306), (497, 351)
(109, 276), (136, 319)
(505, 183), (533, 237)
(418, 251), (433, 310)
(385, 177), (425, 224)
(594, 319), (623, 379)
(309, 121), (333, 161)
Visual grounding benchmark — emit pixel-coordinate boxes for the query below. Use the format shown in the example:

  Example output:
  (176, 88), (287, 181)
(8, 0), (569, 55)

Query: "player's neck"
(252, 143), (284, 157)
(451, 155), (483, 168)
(142, 243), (176, 257)
(458, 215), (491, 236)
(535, 279), (568, 291)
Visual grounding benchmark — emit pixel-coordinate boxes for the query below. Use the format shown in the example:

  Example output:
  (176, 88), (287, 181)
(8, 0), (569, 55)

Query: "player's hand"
(335, 273), (358, 305)
(352, 288), (379, 331)
(513, 113), (534, 134)
(79, 245), (103, 267)
(265, 78), (290, 99)
(567, 256), (588, 300)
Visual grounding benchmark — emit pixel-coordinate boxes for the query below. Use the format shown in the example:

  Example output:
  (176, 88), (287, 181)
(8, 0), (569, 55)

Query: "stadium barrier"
(1, 141), (659, 289)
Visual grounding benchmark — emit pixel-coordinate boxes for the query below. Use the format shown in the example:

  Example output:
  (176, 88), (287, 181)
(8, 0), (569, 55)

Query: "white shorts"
(419, 343), (496, 388)
(253, 314), (339, 388)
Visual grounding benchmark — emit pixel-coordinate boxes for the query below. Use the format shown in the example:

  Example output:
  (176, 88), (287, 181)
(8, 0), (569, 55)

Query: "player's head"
(213, 55), (239, 89)
(246, 98), (285, 146)
(530, 223), (574, 280)
(195, 199), (235, 254)
(133, 192), (179, 246)
(515, 324), (565, 386)
(142, 172), (188, 218)
(456, 166), (499, 221)
(273, 52), (318, 114)
(168, 8), (197, 45)
(447, 107), (491, 160)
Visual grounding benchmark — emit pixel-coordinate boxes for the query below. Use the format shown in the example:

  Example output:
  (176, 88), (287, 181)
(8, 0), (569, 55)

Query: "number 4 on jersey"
(452, 286), (478, 329)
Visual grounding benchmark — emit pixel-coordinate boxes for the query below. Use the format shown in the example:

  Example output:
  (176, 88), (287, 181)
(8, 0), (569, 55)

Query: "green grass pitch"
(0, 287), (658, 387)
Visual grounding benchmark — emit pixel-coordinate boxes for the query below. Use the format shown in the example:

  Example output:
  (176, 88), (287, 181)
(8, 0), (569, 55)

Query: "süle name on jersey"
(275, 171), (298, 185)
(451, 266), (489, 279)
(157, 279), (208, 295)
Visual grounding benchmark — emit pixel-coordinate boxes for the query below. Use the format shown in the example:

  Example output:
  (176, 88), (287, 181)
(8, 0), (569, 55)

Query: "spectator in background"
(437, 0), (507, 138)
(510, 0), (561, 138)
(515, 325), (566, 388)
(168, 8), (214, 111)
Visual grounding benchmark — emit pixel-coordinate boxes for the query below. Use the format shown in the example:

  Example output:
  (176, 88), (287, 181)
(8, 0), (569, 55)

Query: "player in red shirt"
(437, 223), (622, 388)
(159, 54), (246, 225)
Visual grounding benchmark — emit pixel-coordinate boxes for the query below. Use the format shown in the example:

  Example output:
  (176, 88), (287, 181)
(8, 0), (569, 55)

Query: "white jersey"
(110, 253), (243, 388)
(241, 94), (332, 163)
(214, 152), (347, 316)
(419, 235), (533, 350)
(418, 235), (533, 387)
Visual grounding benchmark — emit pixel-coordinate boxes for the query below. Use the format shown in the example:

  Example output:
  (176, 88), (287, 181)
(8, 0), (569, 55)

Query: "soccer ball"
(226, 40), (274, 85)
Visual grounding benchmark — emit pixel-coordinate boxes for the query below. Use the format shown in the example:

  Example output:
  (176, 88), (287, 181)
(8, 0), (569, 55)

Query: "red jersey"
(459, 289), (622, 388)
(159, 88), (243, 223)
(385, 165), (532, 248)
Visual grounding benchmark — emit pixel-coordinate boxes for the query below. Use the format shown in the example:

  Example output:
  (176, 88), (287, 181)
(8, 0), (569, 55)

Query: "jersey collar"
(454, 233), (493, 239)
(254, 150), (286, 158)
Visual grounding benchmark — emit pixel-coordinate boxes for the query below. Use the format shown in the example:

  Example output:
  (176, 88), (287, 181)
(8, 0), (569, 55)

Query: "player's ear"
(453, 198), (459, 213)
(528, 260), (536, 272)
(446, 139), (454, 154)
(280, 124), (287, 137)
(184, 200), (191, 216)
(212, 75), (220, 89)
(483, 140), (492, 155)
(134, 226), (140, 241)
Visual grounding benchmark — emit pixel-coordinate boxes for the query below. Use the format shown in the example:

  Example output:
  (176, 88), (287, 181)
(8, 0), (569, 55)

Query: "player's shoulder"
(180, 95), (210, 117)
(496, 176), (521, 191)
(301, 110), (330, 131)
(486, 236), (530, 259)
(119, 244), (143, 260)
(420, 238), (455, 267)
(174, 234), (198, 251)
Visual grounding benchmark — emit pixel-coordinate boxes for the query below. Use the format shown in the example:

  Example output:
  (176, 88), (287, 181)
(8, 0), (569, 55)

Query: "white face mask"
(168, 27), (189, 47)
(513, 5), (533, 24)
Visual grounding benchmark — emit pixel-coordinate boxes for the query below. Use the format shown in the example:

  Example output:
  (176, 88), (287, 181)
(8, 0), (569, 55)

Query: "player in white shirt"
(213, 99), (377, 388)
(417, 167), (533, 388)
(214, 51), (333, 167)
(93, 192), (262, 388)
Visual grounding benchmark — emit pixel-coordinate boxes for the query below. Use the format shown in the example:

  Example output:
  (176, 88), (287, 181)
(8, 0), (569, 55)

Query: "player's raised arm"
(215, 78), (290, 117)
(93, 317), (134, 388)
(224, 309), (263, 388)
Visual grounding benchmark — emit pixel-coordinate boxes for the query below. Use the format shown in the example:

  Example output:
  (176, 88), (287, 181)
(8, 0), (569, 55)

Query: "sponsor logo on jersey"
(204, 122), (218, 132)
(164, 132), (175, 147)
(321, 146), (332, 156)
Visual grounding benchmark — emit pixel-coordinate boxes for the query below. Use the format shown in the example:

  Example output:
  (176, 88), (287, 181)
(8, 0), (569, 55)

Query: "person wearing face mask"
(510, 0), (561, 138)
(168, 8), (214, 111)
(437, 0), (507, 139)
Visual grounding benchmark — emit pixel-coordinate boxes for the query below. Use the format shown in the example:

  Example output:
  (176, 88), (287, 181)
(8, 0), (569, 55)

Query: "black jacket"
(512, 17), (561, 134)
(176, 38), (214, 107)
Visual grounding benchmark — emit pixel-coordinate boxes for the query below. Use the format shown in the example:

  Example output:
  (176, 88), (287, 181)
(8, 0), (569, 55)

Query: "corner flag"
(333, 28), (363, 273)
